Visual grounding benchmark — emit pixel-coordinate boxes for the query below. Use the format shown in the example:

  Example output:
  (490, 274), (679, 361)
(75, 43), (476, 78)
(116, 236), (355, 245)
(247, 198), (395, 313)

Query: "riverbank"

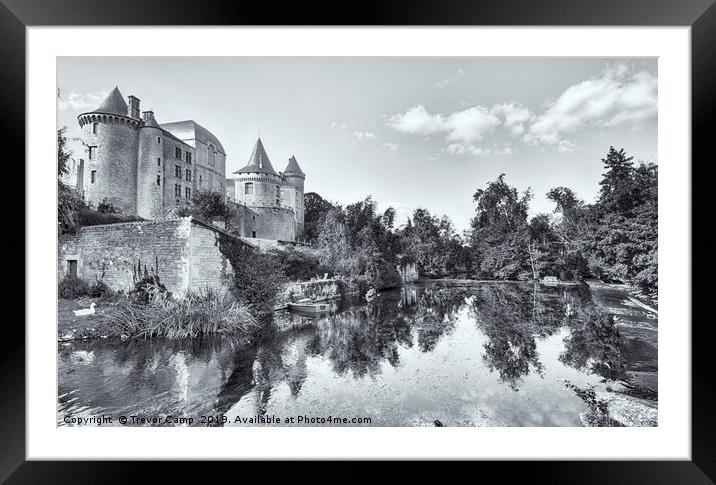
(427, 277), (582, 286)
(58, 298), (120, 341)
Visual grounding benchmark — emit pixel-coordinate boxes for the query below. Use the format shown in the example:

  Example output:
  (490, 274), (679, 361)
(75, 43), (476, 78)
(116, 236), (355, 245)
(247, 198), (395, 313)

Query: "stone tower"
(77, 87), (141, 213)
(136, 111), (164, 219)
(282, 155), (306, 237)
(231, 138), (284, 207)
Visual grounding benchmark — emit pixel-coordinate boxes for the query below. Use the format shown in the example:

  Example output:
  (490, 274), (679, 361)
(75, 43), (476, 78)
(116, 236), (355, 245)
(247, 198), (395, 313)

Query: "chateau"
(72, 87), (305, 241)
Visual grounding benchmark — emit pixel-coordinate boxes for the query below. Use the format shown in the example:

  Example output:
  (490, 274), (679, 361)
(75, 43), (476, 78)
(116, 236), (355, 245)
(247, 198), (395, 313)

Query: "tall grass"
(102, 289), (260, 339)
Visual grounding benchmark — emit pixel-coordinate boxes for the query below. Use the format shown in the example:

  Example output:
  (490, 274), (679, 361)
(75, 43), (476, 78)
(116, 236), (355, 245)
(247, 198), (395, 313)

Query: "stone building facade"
(71, 87), (307, 242)
(58, 218), (240, 297)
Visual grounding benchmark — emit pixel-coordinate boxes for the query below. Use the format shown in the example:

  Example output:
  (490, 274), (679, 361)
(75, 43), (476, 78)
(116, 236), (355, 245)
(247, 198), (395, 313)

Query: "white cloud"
(353, 131), (375, 140)
(387, 63), (656, 156)
(524, 63), (657, 148)
(57, 91), (108, 111)
(435, 78), (455, 88)
(382, 142), (400, 152)
(491, 103), (532, 137)
(434, 68), (465, 88)
(387, 104), (499, 146)
(377, 201), (414, 227)
(331, 120), (349, 130)
(387, 105), (446, 136)
(443, 144), (490, 156)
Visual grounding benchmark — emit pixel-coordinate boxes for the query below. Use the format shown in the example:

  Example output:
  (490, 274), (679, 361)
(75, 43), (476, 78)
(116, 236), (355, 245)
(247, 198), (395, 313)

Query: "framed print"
(6, 0), (715, 481)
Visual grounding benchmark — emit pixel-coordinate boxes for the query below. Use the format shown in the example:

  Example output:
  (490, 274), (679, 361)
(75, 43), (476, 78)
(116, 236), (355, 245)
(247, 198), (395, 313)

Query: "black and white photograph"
(56, 56), (659, 428)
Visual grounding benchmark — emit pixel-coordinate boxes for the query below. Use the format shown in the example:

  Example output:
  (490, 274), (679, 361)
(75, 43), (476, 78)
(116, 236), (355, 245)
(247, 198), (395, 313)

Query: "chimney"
(142, 110), (154, 122)
(128, 95), (141, 119)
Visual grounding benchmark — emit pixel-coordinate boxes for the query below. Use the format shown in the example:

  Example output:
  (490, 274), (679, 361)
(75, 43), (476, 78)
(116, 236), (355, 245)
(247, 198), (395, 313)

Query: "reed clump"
(101, 289), (260, 339)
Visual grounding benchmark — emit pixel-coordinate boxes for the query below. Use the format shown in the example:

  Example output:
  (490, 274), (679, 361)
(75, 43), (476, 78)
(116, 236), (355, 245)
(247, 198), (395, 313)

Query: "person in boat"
(310, 293), (317, 303)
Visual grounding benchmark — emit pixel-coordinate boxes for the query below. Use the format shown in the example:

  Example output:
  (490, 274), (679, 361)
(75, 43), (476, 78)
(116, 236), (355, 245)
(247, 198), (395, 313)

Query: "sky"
(57, 57), (657, 232)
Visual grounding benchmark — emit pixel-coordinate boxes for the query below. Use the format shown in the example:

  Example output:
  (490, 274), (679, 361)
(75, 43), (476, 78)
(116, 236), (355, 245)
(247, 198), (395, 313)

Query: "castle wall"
(193, 140), (226, 194)
(232, 173), (283, 207)
(58, 218), (235, 298)
(188, 221), (234, 293)
(82, 116), (139, 214)
(226, 202), (296, 241)
(136, 127), (165, 219)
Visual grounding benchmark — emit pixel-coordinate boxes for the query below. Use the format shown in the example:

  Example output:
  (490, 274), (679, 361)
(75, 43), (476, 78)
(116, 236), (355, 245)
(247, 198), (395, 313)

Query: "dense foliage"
(217, 234), (287, 319)
(315, 198), (402, 292)
(304, 146), (657, 297)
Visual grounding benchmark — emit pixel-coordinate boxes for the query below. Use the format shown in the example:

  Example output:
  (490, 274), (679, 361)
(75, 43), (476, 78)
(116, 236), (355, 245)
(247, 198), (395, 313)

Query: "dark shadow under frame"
(3, 0), (714, 482)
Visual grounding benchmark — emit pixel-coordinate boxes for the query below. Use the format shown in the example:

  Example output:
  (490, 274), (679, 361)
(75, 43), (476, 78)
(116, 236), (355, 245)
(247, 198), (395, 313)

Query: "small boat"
(287, 301), (335, 315)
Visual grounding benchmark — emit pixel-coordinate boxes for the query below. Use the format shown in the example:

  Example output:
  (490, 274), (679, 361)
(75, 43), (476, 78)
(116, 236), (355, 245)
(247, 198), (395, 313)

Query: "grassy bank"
(59, 290), (260, 341)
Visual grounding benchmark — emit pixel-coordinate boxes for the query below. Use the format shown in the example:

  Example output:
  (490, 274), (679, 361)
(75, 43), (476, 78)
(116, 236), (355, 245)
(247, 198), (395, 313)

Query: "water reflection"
(59, 282), (651, 427)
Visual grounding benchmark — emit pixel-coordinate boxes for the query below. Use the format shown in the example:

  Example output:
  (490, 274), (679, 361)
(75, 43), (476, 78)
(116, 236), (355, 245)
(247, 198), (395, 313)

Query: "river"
(58, 281), (658, 427)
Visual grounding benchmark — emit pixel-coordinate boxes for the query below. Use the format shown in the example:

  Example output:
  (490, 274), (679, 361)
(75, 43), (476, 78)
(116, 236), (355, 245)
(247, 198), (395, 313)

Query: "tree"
(303, 192), (335, 241)
(58, 127), (71, 177)
(469, 174), (533, 279)
(598, 146), (636, 214)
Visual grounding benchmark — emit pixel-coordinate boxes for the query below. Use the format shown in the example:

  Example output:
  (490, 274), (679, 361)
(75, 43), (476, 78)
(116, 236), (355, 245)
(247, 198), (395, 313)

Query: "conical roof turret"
(283, 155), (305, 176)
(234, 137), (279, 176)
(93, 86), (128, 116)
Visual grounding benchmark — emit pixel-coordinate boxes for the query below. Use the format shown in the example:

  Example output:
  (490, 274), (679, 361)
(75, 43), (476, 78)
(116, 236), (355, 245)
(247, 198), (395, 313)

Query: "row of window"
(174, 165), (191, 181)
(174, 184), (191, 198)
(88, 145), (194, 165)
(175, 147), (192, 164)
(243, 182), (281, 197)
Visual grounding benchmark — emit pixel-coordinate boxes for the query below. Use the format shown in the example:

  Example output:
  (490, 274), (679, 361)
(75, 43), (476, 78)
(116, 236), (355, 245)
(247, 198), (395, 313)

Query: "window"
(175, 165), (181, 178)
(276, 198), (280, 206)
(92, 122), (98, 134)
(175, 147), (181, 159)
(185, 187), (191, 199)
(245, 182), (254, 195)
(208, 144), (215, 167)
(67, 260), (78, 278)
(157, 157), (161, 166)
(185, 169), (192, 182)
(157, 136), (161, 143)
(156, 175), (161, 186)
(199, 175), (202, 186)
(276, 185), (280, 197)
(251, 231), (256, 238)
(90, 170), (96, 183)
(88, 146), (97, 160)
(174, 184), (181, 197)
(186, 152), (192, 164)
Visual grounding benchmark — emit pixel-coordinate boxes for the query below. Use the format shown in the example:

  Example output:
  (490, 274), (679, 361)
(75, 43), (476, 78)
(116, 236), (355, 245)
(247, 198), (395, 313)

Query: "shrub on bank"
(58, 275), (112, 299)
(101, 290), (259, 339)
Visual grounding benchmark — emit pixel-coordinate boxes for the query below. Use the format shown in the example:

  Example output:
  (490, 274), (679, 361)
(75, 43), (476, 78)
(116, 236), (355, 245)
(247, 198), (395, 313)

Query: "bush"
(58, 274), (90, 299)
(269, 246), (330, 281)
(101, 290), (259, 339)
(218, 235), (287, 319)
(129, 275), (168, 304)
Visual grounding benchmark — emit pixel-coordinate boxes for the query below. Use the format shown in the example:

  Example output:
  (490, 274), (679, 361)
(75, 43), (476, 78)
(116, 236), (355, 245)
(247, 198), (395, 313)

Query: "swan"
(73, 302), (96, 317)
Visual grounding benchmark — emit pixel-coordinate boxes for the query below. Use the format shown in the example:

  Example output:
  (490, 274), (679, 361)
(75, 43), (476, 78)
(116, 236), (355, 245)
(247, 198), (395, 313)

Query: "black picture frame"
(5, 0), (714, 481)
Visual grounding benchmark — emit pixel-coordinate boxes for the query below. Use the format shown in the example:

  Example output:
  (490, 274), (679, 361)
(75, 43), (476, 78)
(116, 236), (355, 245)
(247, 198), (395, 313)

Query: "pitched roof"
(93, 86), (128, 116)
(283, 155), (304, 175)
(234, 138), (279, 176)
(144, 115), (160, 128)
(160, 120), (226, 155)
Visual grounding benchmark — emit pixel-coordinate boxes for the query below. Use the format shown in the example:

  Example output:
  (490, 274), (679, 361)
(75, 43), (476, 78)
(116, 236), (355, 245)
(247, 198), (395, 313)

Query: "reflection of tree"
(310, 285), (469, 377)
(470, 283), (583, 390)
(560, 308), (625, 381)
(402, 285), (469, 352)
